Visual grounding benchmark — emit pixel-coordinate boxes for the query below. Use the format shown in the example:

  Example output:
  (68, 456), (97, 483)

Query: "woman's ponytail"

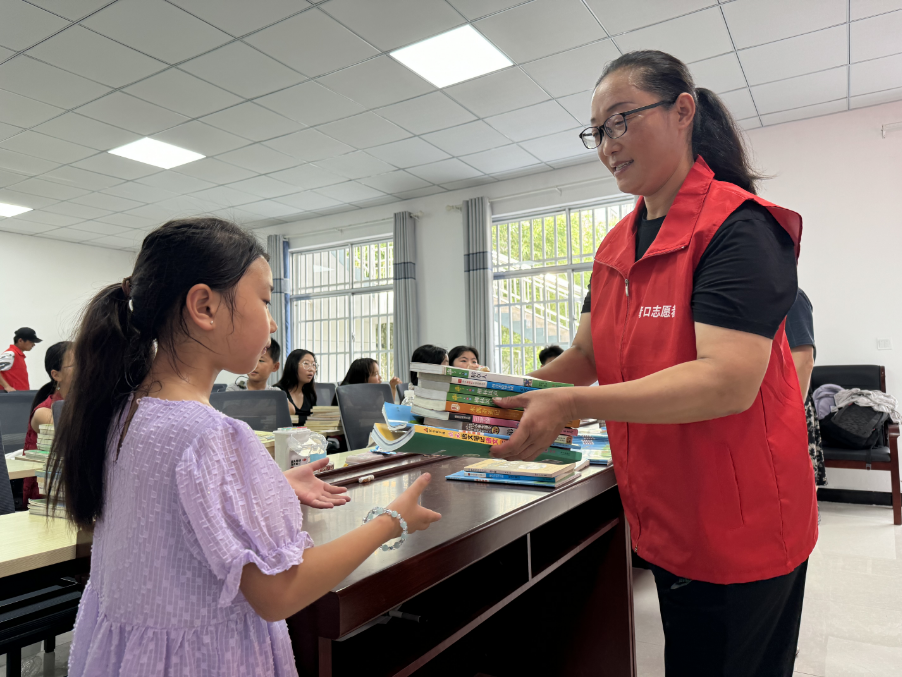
(596, 50), (765, 194)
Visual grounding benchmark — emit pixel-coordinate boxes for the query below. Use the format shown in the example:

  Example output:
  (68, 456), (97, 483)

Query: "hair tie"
(121, 277), (132, 299)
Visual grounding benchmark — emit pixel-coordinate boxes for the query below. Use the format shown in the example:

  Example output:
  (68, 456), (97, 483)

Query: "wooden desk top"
(6, 456), (43, 480)
(0, 511), (83, 578)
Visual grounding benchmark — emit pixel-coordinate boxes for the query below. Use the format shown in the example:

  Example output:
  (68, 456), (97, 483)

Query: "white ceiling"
(0, 0), (900, 250)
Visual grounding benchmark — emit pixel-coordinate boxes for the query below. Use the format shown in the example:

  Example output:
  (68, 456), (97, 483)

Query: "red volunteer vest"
(2, 345), (29, 391)
(591, 157), (817, 584)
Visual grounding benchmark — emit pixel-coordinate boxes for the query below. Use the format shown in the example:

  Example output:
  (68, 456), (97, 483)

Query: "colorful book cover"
(419, 374), (537, 394)
(462, 472), (557, 483)
(446, 470), (579, 488)
(411, 362), (573, 389)
(462, 458), (575, 478)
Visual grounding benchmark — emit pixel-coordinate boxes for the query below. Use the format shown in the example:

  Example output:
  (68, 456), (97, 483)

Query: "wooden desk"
(6, 457), (42, 480)
(289, 457), (634, 677)
(0, 511), (89, 580)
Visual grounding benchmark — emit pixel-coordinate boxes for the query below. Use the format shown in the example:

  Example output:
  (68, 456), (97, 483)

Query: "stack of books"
(303, 406), (343, 436)
(28, 497), (67, 518)
(446, 459), (580, 489)
(22, 423), (54, 463)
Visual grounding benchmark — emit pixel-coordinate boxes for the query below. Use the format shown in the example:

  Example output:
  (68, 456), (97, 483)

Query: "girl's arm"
(31, 407), (53, 433)
(527, 313), (597, 386)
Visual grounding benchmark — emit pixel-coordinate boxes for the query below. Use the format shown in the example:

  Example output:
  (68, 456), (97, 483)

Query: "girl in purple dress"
(48, 218), (441, 676)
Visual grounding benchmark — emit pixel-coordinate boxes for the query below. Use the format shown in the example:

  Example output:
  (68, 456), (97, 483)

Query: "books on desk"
(27, 497), (67, 519)
(576, 434), (612, 465)
(422, 417), (576, 446)
(303, 406), (343, 436)
(447, 459), (579, 489)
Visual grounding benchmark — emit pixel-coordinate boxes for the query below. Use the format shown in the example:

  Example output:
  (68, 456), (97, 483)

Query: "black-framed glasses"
(579, 100), (674, 149)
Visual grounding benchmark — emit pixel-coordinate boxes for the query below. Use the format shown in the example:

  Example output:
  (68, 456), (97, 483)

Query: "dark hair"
(341, 358), (378, 385)
(48, 217), (267, 529)
(448, 345), (479, 366)
(596, 50), (764, 194)
(265, 337), (281, 364)
(409, 344), (448, 386)
(275, 348), (317, 406)
(30, 341), (73, 413)
(538, 345), (564, 366)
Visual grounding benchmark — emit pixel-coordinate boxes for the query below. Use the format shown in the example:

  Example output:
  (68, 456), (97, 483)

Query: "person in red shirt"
(493, 50), (816, 677)
(0, 327), (42, 392)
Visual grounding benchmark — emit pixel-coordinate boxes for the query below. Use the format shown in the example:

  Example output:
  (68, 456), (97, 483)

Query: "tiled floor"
(633, 501), (902, 677)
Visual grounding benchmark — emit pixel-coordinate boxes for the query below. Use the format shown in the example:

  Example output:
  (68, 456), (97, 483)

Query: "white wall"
(0, 231), (135, 389)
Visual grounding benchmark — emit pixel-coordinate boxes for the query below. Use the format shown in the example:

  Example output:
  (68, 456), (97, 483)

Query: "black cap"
(14, 327), (42, 343)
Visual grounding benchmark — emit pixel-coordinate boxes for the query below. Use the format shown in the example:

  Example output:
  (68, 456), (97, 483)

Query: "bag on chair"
(820, 404), (888, 450)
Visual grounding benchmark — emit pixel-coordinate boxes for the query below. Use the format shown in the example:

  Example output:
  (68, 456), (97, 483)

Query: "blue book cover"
(462, 471), (556, 483)
(446, 470), (577, 488)
(484, 380), (536, 393)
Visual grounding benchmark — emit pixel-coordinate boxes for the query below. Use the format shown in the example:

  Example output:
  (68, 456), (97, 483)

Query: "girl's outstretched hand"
(386, 473), (442, 535)
(284, 458), (350, 509)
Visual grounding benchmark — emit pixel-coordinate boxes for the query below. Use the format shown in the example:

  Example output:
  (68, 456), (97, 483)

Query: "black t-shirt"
(785, 288), (815, 356)
(581, 202), (798, 339)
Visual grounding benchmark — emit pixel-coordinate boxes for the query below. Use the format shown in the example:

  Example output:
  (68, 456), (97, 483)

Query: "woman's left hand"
(284, 458), (350, 508)
(490, 388), (578, 461)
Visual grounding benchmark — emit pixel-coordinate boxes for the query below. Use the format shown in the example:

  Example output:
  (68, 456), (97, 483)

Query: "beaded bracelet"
(363, 506), (408, 551)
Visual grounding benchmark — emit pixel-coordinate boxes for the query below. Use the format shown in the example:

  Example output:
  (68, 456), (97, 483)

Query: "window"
(491, 197), (635, 375)
(289, 238), (394, 384)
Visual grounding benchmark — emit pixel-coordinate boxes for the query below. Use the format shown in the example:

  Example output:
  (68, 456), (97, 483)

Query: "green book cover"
(410, 362), (573, 389)
(448, 384), (519, 399)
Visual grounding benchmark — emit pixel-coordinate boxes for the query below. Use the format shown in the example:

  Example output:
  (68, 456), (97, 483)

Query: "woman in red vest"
(494, 51), (817, 677)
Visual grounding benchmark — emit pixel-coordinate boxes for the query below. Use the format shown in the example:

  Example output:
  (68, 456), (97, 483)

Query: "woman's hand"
(283, 458), (350, 508)
(490, 389), (578, 461)
(389, 375), (402, 390)
(386, 473), (442, 535)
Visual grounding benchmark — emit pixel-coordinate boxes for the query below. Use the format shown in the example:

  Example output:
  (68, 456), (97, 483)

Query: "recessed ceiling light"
(108, 138), (204, 169)
(0, 202), (32, 217)
(391, 25), (513, 88)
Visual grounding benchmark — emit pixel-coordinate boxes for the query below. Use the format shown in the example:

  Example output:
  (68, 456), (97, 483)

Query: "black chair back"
(314, 382), (336, 406)
(0, 420), (14, 515)
(209, 390), (292, 432)
(810, 365), (885, 394)
(52, 400), (65, 426)
(335, 383), (395, 450)
(0, 391), (40, 451)
(212, 383), (227, 393)
(396, 382), (410, 402)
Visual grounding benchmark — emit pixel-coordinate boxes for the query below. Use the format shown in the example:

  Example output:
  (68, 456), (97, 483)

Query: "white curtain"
(267, 234), (288, 384)
(393, 211), (419, 383)
(463, 197), (494, 371)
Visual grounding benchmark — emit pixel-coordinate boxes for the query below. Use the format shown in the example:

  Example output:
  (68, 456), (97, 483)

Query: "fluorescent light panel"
(108, 138), (204, 169)
(0, 202), (32, 217)
(391, 25), (513, 88)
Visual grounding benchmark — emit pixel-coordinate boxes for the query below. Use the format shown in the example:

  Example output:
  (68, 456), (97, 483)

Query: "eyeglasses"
(579, 100), (674, 149)
(300, 361), (318, 370)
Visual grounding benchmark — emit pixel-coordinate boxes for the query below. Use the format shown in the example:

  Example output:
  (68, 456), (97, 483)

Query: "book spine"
(462, 472), (556, 482)
(414, 425), (506, 447)
(449, 377), (535, 393)
(462, 422), (517, 437)
(412, 362), (572, 389)
(447, 384), (519, 398)
(446, 393), (506, 407)
(447, 474), (560, 487)
(444, 402), (524, 421)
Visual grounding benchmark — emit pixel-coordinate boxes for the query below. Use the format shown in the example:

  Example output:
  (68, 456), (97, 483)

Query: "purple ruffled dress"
(68, 398), (313, 676)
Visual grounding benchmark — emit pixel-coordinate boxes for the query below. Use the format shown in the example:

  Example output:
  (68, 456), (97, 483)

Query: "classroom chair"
(0, 423), (14, 516)
(335, 383), (394, 451)
(0, 391), (40, 451)
(51, 400), (64, 427)
(314, 382), (336, 406)
(811, 364), (901, 525)
(209, 390), (292, 432)
(396, 382), (410, 403)
(211, 383), (227, 393)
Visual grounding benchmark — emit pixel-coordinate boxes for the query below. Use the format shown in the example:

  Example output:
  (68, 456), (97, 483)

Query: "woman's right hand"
(386, 473), (442, 535)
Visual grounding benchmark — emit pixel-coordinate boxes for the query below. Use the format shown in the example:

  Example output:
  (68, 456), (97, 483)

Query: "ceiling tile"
(264, 129), (354, 162)
(395, 185), (446, 200)
(180, 42), (304, 99)
(237, 200), (301, 218)
(0, 122), (20, 142)
(318, 56), (434, 109)
(217, 145), (297, 173)
(44, 201), (112, 219)
(557, 90), (593, 124)
(616, 7), (733, 64)
(585, 0), (717, 34)
(366, 138), (449, 168)
(256, 81), (364, 127)
(445, 0), (523, 20)
(358, 170), (430, 193)
(322, 0), (462, 51)
(76, 93), (189, 136)
(41, 228), (102, 243)
(318, 113), (412, 149)
(722, 0), (847, 49)
(97, 212), (158, 228)
(738, 117), (762, 130)
(446, 67), (549, 117)
(73, 153), (162, 180)
(0, 131), (96, 163)
(190, 185), (259, 207)
(245, 9), (379, 78)
(135, 171), (215, 195)
(33, 113), (141, 151)
(850, 52), (902, 95)
(72, 221), (132, 236)
(0, 0), (69, 51)
(521, 40), (620, 98)
(276, 191), (342, 211)
(0, 46), (12, 62)
(739, 25), (848, 86)
(14, 210), (84, 227)
(122, 203), (179, 221)
(407, 158), (482, 184)
(460, 145), (541, 174)
(718, 88), (759, 119)
(689, 53), (748, 93)
(168, 0), (308, 36)
(851, 9), (902, 62)
(0, 56), (111, 108)
(70, 192), (145, 212)
(314, 181), (385, 203)
(851, 0), (902, 20)
(151, 121), (248, 157)
(171, 157), (256, 183)
(0, 167), (27, 187)
(440, 176), (496, 191)
(26, 0), (112, 21)
(227, 175), (297, 199)
(475, 0), (606, 63)
(760, 99), (848, 125)
(11, 177), (89, 200)
(201, 103), (302, 142)
(519, 128), (586, 162)
(850, 84), (902, 108)
(83, 0), (231, 63)
(269, 164), (346, 190)
(376, 92), (477, 135)
(485, 100), (577, 142)
(422, 120), (510, 155)
(42, 166), (124, 191)
(124, 69), (242, 118)
(0, 89), (64, 128)
(0, 148), (58, 175)
(312, 152), (395, 179)
(27, 25), (165, 88)
(0, 217), (59, 235)
(0, 187), (58, 209)
(751, 67), (848, 114)
(85, 234), (140, 249)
